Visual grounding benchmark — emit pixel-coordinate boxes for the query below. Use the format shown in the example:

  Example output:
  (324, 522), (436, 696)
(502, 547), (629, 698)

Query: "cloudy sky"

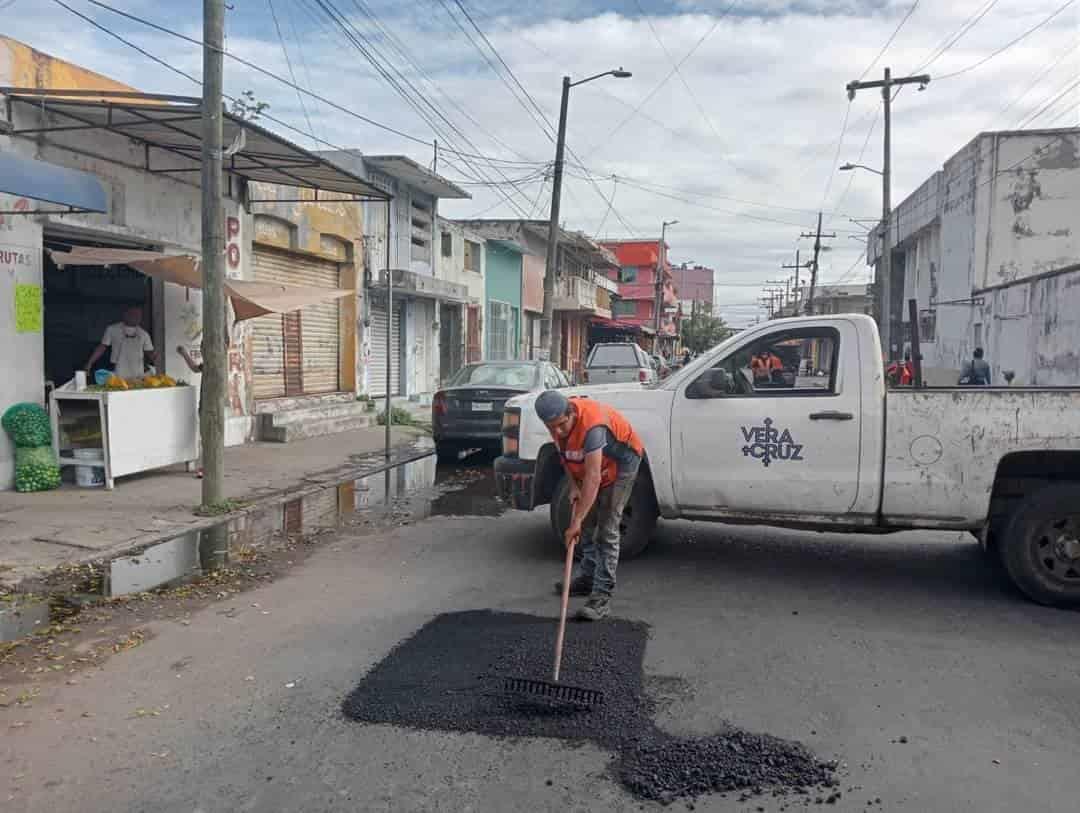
(5, 0), (1078, 326)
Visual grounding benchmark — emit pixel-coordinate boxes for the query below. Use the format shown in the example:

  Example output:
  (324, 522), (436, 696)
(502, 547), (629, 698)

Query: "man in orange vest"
(535, 389), (645, 621)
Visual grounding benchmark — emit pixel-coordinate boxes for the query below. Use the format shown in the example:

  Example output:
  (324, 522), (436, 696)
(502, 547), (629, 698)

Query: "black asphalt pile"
(343, 610), (837, 804)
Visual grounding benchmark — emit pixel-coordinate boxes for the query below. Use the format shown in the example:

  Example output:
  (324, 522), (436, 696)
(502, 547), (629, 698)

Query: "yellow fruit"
(161, 375), (177, 387)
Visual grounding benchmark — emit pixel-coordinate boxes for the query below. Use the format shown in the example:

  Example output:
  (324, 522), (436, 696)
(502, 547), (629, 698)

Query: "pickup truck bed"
(495, 315), (1080, 607)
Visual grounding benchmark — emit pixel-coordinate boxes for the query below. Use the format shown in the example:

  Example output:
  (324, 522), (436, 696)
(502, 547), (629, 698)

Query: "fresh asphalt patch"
(343, 610), (839, 805)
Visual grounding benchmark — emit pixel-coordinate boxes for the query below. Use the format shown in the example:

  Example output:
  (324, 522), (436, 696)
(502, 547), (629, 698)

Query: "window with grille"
(612, 300), (637, 317)
(440, 231), (452, 257)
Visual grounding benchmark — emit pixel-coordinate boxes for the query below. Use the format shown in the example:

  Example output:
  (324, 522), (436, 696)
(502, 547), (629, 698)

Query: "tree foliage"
(680, 303), (733, 354)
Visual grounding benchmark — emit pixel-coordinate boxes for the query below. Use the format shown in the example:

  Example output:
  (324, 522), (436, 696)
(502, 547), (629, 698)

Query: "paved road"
(3, 456), (1078, 812)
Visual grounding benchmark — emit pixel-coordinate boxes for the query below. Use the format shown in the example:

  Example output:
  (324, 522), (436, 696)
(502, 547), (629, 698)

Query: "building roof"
(1, 88), (391, 199)
(362, 155), (470, 199)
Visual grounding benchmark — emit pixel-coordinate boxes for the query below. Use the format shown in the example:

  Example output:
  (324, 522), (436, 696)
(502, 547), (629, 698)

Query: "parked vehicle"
(495, 314), (1080, 607)
(583, 342), (657, 386)
(433, 361), (568, 461)
(650, 354), (672, 380)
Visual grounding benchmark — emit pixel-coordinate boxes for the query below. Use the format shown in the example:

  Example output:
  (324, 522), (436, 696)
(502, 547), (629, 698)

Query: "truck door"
(671, 321), (862, 517)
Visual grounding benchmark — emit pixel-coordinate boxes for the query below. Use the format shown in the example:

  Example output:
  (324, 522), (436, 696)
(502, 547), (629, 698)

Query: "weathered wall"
(0, 200), (44, 489)
(521, 253), (545, 314)
(886, 129), (1080, 386)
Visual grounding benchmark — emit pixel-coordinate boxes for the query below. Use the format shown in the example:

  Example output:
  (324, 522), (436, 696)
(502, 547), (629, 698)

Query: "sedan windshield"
(449, 364), (538, 389)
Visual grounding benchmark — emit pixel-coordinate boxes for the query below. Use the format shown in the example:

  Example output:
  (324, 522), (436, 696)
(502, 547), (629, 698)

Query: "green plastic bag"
(14, 445), (62, 493)
(2, 403), (53, 448)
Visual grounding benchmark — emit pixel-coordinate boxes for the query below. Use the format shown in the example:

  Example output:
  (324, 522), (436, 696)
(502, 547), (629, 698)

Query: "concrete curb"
(9, 443), (436, 594)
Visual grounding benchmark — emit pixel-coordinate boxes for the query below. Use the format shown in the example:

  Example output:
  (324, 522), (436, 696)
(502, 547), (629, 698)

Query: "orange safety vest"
(556, 398), (644, 489)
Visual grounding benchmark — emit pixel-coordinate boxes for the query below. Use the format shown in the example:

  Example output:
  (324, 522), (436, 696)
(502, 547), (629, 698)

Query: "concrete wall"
(882, 129), (1080, 386)
(484, 243), (522, 358)
(0, 200), (44, 489)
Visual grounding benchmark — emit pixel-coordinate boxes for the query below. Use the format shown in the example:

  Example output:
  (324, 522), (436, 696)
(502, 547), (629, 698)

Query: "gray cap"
(535, 389), (570, 422)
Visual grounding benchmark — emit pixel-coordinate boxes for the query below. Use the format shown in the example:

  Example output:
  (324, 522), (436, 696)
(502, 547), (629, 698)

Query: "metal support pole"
(384, 199), (392, 459)
(881, 67), (892, 358)
(200, 0), (226, 509)
(541, 77), (570, 364)
(908, 297), (923, 388)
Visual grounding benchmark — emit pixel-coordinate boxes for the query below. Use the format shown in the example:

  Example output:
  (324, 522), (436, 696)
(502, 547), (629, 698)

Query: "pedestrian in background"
(959, 347), (991, 386)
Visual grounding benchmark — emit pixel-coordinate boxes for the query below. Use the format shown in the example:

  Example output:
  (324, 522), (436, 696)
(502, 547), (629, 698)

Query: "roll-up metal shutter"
(368, 300), (402, 397)
(252, 247), (342, 398)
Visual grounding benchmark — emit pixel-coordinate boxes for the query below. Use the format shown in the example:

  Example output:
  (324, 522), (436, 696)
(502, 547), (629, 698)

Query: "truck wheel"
(1000, 483), (1080, 607)
(549, 473), (658, 561)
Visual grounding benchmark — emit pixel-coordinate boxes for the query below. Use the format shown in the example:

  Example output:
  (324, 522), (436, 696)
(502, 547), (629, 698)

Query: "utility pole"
(846, 67), (930, 357)
(654, 220), (677, 352)
(765, 279), (789, 314)
(541, 76), (570, 365)
(782, 249), (811, 314)
(540, 68), (632, 366)
(200, 0), (226, 509)
(800, 211), (836, 315)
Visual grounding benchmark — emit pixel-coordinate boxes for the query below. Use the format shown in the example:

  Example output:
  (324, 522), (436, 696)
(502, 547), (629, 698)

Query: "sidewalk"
(0, 426), (430, 588)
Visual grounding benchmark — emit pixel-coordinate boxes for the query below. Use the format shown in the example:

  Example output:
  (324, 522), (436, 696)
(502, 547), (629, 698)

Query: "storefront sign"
(14, 283), (42, 333)
(226, 215), (241, 273)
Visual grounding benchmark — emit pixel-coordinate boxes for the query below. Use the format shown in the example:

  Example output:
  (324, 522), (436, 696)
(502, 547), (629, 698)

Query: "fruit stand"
(50, 377), (198, 490)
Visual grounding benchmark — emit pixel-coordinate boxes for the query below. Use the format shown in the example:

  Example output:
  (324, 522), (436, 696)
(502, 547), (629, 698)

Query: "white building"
(869, 128), (1080, 385)
(435, 217), (486, 377)
(317, 152), (471, 403)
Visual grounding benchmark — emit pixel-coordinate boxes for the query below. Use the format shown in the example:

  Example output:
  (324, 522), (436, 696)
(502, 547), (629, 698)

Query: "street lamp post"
(541, 68), (632, 366)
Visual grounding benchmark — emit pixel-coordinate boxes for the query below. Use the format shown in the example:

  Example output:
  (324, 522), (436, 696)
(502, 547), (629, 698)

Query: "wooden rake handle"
(552, 536), (577, 683)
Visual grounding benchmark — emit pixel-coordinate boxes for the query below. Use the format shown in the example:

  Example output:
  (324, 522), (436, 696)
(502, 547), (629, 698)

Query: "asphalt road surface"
(3, 454), (1078, 812)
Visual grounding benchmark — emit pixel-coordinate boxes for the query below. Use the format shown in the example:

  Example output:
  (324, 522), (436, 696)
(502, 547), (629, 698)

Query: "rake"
(502, 536), (604, 709)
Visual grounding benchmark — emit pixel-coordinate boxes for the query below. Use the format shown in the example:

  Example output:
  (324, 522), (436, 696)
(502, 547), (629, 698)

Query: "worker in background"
(768, 350), (785, 384)
(887, 351), (914, 386)
(535, 390), (644, 622)
(176, 313), (232, 480)
(959, 347), (991, 386)
(751, 349), (773, 384)
(84, 305), (158, 379)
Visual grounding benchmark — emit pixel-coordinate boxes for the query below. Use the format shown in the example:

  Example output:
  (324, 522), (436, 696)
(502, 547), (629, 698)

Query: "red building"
(599, 239), (680, 353)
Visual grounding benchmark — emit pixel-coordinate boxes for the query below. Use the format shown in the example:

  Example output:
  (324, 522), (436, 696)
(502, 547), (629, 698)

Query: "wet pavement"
(3, 448), (1080, 812)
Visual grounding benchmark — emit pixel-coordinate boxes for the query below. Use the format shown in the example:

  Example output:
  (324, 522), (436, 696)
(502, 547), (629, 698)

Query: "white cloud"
(3, 0), (1077, 326)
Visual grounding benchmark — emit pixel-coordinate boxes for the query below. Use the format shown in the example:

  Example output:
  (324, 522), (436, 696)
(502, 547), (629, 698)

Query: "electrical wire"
(266, 0), (316, 142)
(858, 0), (921, 81)
(1014, 75), (1080, 129)
(934, 0), (1077, 81)
(911, 0), (1001, 73)
(584, 0), (739, 158)
(984, 38), (1080, 129)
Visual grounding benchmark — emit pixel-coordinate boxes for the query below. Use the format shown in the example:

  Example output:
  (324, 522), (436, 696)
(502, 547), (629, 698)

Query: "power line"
(266, 0), (316, 143)
(630, 0), (746, 179)
(1014, 76), (1080, 129)
(584, 1), (739, 158)
(934, 0), (1077, 81)
(911, 0), (1001, 73)
(858, 1), (921, 81)
(76, 0), (547, 167)
(985, 38), (1080, 129)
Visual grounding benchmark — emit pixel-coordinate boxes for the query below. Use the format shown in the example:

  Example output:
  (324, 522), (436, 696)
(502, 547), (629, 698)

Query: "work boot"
(554, 575), (593, 597)
(575, 596), (610, 622)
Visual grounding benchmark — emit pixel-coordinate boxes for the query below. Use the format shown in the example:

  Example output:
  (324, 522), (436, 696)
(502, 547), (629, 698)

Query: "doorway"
(42, 235), (154, 387)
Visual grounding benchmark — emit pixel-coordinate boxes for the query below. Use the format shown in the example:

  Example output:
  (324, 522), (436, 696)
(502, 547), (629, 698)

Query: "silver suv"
(583, 342), (657, 386)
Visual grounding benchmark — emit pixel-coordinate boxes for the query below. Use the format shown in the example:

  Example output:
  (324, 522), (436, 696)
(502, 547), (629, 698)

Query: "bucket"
(73, 448), (106, 488)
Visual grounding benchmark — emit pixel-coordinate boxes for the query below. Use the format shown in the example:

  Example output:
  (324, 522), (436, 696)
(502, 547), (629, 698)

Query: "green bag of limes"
(13, 446), (62, 492)
(3, 404), (61, 492)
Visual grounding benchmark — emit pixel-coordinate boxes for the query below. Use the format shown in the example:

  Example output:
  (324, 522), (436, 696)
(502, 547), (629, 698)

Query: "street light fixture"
(541, 67), (633, 363)
(840, 162), (883, 175)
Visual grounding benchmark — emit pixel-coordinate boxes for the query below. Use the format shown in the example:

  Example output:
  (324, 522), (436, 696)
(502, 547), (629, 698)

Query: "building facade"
(318, 152), (470, 402)
(436, 217), (486, 377)
(600, 239), (680, 354)
(868, 128), (1080, 385)
(672, 263), (715, 315)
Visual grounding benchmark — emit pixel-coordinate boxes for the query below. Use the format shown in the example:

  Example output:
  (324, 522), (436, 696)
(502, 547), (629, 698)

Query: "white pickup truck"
(494, 314), (1080, 607)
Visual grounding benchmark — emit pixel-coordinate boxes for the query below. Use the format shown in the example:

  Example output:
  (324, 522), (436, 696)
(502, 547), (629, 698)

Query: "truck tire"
(548, 472), (658, 561)
(1000, 483), (1080, 607)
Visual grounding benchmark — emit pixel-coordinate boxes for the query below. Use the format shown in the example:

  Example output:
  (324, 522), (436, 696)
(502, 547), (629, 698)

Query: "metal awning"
(0, 151), (107, 214)
(1, 88), (390, 201)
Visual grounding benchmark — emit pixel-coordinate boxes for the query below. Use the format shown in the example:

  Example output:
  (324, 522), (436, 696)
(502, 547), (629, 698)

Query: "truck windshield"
(588, 345), (640, 368)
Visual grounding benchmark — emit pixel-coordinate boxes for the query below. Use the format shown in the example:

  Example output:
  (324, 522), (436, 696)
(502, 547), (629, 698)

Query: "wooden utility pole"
(800, 212), (836, 315)
(200, 0), (226, 508)
(541, 77), (570, 365)
(846, 67), (931, 357)
(782, 249), (811, 314)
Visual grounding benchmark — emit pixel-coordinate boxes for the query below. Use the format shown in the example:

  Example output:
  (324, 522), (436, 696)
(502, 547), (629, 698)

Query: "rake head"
(502, 676), (604, 708)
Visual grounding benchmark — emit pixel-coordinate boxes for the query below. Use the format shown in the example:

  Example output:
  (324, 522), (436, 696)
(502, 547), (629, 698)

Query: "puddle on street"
(94, 447), (503, 601)
(0, 598), (51, 642)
